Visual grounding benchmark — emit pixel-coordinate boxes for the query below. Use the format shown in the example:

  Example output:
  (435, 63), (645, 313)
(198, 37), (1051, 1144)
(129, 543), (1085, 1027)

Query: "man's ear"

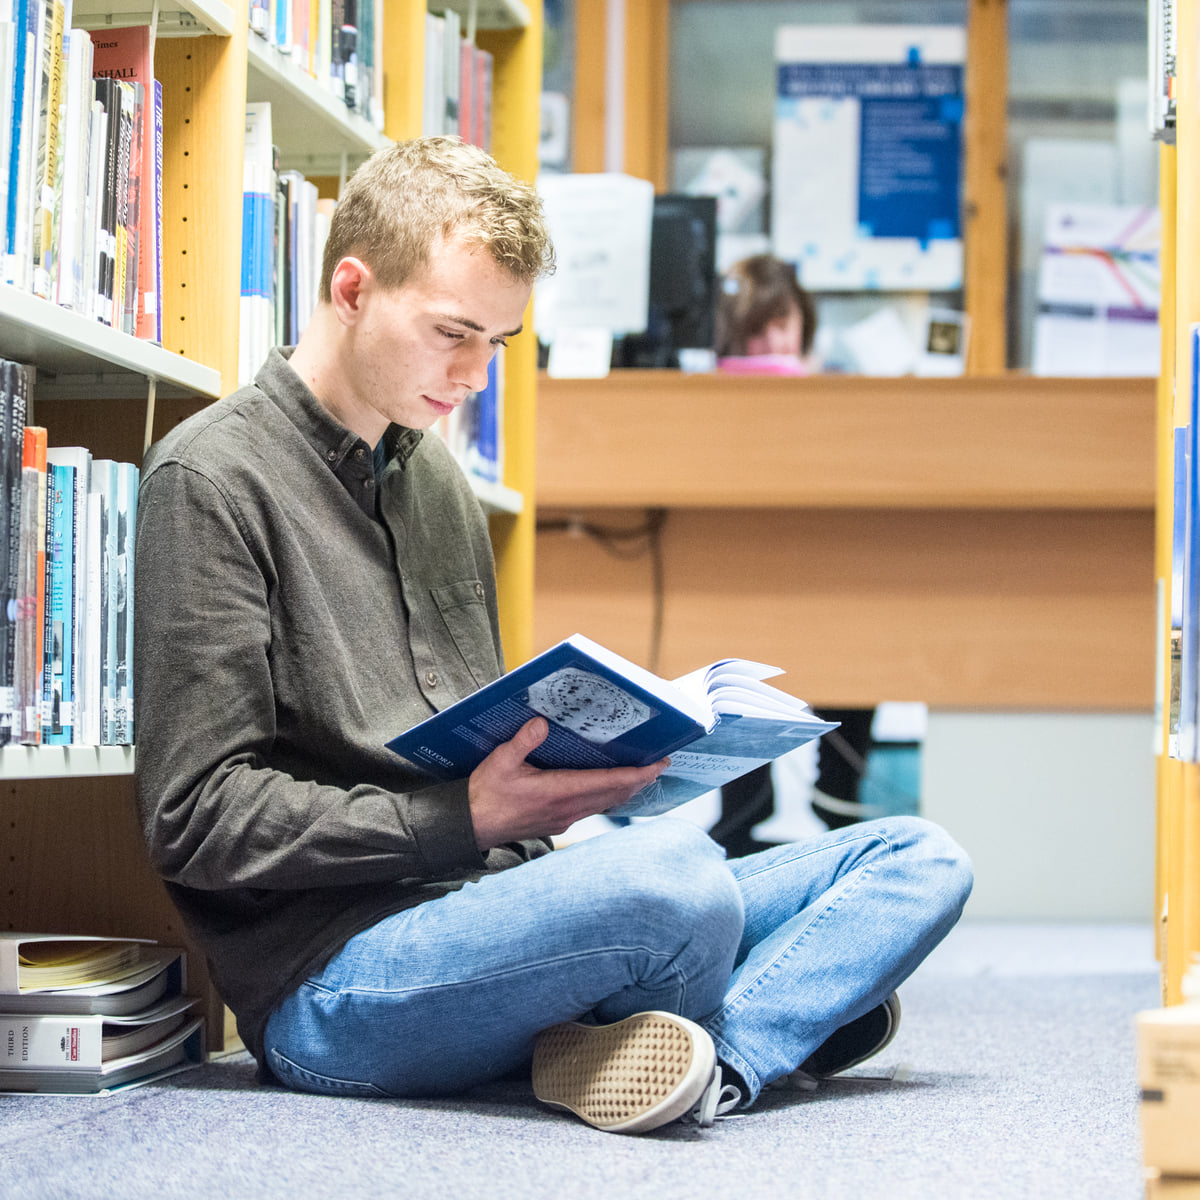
(329, 257), (372, 324)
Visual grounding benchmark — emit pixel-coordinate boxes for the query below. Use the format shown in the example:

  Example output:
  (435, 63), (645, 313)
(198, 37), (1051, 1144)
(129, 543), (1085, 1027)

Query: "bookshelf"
(0, 0), (546, 1045)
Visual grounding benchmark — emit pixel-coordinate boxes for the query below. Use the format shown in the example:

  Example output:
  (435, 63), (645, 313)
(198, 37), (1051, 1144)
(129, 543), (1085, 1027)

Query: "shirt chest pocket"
(430, 579), (501, 692)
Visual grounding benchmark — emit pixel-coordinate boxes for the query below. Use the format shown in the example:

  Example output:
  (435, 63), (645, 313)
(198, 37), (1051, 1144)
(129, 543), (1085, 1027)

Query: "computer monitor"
(616, 194), (718, 369)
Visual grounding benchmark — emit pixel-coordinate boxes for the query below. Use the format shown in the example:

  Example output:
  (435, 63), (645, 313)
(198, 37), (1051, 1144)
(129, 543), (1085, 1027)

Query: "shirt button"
(326, 449), (337, 461)
(354, 447), (365, 458)
(474, 583), (485, 600)
(425, 670), (439, 688)
(363, 477), (375, 489)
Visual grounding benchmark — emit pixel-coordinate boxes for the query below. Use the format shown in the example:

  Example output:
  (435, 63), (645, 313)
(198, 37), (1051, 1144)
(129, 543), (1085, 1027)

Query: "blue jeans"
(263, 816), (972, 1104)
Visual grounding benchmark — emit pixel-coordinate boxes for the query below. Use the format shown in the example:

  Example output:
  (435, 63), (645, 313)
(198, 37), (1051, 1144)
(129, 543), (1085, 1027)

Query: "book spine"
(0, 364), (26, 744)
(14, 424), (46, 744)
(95, 458), (116, 744)
(111, 80), (133, 334)
(113, 461), (135, 744)
(150, 78), (162, 343)
(42, 459), (73, 742)
(81, 485), (101, 744)
(0, 1013), (103, 1069)
(94, 76), (118, 325)
(82, 90), (105, 322)
(29, 0), (62, 299)
(4, 0), (35, 287)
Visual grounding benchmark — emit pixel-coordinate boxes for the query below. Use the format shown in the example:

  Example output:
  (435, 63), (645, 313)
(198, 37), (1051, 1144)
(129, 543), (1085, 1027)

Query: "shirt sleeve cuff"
(404, 779), (487, 876)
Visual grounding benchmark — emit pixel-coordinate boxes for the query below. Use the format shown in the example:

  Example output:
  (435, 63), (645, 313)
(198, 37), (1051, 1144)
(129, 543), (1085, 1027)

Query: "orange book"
(16, 427), (47, 743)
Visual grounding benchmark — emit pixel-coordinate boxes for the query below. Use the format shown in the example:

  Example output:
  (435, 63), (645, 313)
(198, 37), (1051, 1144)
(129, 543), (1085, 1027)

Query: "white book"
(0, 1013), (204, 1093)
(240, 101), (274, 386)
(82, 92), (106, 323)
(0, 21), (15, 243)
(53, 30), (93, 312)
(0, 995), (194, 1070)
(81, 484), (102, 745)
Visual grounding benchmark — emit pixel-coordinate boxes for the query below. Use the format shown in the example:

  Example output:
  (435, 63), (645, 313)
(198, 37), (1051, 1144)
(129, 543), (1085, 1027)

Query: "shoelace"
(689, 1067), (744, 1127)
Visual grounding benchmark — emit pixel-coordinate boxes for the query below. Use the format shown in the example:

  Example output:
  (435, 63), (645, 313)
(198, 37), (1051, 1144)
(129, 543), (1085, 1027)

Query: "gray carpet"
(0, 922), (1159, 1200)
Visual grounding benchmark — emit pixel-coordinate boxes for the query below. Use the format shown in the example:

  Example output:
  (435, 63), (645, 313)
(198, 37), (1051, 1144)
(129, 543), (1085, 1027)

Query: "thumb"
(512, 715), (550, 759)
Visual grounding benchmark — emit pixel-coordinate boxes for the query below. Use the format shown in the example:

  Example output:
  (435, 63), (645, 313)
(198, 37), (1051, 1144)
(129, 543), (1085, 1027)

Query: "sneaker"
(798, 992), (902, 1079)
(531, 1011), (735, 1133)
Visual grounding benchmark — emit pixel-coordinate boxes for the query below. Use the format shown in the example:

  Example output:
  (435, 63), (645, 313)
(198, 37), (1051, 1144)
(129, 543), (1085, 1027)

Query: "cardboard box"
(1138, 1006), (1200, 1176)
(1145, 1171), (1200, 1199)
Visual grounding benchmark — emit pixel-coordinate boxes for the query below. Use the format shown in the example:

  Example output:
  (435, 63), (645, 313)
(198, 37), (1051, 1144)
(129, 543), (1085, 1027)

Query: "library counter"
(534, 371), (1156, 710)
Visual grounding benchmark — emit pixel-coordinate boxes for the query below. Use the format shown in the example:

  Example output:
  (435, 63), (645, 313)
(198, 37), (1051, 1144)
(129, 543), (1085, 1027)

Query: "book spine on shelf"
(0, 362), (26, 745)
(112, 461), (136, 745)
(152, 78), (162, 343)
(29, 0), (63, 300)
(14, 423), (46, 744)
(41, 459), (73, 743)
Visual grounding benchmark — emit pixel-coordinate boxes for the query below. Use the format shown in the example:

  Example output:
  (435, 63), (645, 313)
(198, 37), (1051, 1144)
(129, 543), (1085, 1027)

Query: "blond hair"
(319, 136), (556, 300)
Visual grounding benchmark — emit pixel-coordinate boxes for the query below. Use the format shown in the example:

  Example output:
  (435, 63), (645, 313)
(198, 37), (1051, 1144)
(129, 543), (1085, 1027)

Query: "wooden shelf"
(0, 746), (134, 780)
(437, 0), (531, 31)
(536, 371), (1157, 511)
(246, 34), (389, 174)
(0, 286), (221, 400)
(73, 0), (235, 37)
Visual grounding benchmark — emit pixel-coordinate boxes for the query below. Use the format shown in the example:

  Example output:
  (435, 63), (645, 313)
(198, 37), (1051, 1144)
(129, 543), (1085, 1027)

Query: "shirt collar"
(255, 346), (424, 472)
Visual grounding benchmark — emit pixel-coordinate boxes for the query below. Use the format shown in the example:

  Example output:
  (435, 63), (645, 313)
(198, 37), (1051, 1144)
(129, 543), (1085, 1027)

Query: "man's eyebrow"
(437, 313), (524, 339)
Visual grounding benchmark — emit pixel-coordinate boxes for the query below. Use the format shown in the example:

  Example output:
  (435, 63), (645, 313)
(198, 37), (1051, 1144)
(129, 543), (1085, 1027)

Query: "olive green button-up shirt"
(134, 347), (549, 1068)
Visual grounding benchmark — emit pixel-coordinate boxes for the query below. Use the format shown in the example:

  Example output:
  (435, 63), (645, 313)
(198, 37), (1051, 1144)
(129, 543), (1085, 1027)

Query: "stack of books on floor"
(0, 934), (204, 1094)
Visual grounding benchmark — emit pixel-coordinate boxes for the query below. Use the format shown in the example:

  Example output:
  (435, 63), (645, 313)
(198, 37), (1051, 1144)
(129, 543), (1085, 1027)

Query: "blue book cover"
(386, 633), (835, 816)
(41, 460), (74, 744)
(5, 0), (32, 276)
(94, 458), (118, 744)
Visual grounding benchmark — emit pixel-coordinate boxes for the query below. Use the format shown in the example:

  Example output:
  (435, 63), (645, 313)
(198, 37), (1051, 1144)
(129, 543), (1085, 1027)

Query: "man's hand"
(467, 717), (670, 850)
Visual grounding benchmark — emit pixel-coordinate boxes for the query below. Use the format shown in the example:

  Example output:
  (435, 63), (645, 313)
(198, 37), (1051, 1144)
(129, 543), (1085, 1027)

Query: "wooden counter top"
(536, 372), (1156, 511)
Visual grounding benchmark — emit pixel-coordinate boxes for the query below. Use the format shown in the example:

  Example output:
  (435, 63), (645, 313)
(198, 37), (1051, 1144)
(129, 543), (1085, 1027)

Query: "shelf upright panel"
(478, 0), (542, 668)
(155, 2), (248, 399)
(383, 0), (428, 141)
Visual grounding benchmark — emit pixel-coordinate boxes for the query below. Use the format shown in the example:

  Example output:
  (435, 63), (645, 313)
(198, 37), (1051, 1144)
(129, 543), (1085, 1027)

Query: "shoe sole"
(531, 1011), (716, 1134)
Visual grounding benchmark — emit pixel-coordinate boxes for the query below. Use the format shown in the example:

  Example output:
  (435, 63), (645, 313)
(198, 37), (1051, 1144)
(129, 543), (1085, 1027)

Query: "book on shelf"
(93, 25), (158, 340)
(53, 27), (97, 316)
(111, 460), (137, 744)
(40, 452), (71, 742)
(386, 633), (838, 819)
(241, 100), (275, 388)
(0, 360), (29, 746)
(14, 422), (46, 744)
(44, 445), (90, 746)
(30, 0), (66, 301)
(5, 0), (38, 289)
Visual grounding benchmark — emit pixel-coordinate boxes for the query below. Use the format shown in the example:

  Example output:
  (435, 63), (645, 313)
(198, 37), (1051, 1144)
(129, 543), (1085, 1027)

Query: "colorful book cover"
(40, 458), (72, 742)
(385, 633), (835, 818)
(112, 460), (137, 744)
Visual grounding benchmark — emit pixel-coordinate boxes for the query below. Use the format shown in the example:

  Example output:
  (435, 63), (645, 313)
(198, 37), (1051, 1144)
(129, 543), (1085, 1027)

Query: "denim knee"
(587, 819), (746, 951)
(880, 813), (974, 913)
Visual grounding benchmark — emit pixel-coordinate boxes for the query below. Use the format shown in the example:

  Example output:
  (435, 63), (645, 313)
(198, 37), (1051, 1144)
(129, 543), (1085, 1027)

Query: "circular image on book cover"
(524, 668), (656, 744)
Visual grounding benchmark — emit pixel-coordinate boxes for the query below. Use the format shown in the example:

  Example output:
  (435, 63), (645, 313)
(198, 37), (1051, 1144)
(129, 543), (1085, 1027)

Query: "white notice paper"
(534, 173), (654, 337)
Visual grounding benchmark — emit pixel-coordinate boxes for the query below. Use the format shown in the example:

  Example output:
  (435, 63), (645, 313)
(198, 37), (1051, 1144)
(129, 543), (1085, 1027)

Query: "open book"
(386, 633), (837, 818)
